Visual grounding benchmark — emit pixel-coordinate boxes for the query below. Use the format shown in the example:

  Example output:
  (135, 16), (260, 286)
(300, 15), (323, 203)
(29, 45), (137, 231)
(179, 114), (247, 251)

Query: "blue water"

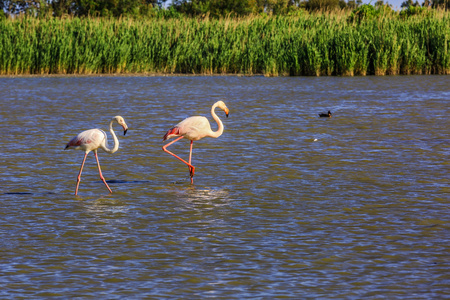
(0, 75), (449, 298)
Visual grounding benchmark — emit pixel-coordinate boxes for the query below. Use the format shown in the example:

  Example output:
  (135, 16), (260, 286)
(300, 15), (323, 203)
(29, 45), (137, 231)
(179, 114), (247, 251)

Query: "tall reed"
(0, 11), (449, 76)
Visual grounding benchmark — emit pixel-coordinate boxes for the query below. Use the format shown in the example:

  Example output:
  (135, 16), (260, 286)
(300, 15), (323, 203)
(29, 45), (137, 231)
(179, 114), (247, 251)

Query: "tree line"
(0, 0), (448, 19)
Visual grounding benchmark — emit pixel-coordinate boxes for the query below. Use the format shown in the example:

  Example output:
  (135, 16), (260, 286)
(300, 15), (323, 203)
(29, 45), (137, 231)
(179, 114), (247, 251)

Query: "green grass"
(0, 11), (449, 76)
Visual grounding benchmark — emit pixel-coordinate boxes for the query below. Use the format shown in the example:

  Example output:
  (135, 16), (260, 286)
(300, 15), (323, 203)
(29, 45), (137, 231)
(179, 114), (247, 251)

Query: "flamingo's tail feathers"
(163, 127), (180, 141)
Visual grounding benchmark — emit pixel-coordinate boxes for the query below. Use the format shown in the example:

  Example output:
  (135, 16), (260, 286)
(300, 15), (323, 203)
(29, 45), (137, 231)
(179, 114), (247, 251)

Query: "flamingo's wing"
(177, 116), (211, 141)
(163, 116), (210, 141)
(65, 129), (105, 150)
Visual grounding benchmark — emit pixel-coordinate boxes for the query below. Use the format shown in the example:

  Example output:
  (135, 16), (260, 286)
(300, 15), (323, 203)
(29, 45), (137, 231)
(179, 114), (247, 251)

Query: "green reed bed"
(0, 12), (449, 76)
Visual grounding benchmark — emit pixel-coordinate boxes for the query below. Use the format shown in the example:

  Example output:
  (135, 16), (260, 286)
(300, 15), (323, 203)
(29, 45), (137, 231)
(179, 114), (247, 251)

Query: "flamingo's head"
(113, 116), (129, 135)
(216, 101), (229, 118)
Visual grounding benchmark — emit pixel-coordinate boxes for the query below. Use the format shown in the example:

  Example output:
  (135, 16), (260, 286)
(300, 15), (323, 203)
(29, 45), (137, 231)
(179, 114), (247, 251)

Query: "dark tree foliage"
(51, 0), (75, 16)
(0, 0), (167, 17)
(73, 0), (160, 17)
(401, 0), (421, 8)
(1, 0), (41, 15)
(431, 0), (449, 9)
(401, 0), (448, 9)
(305, 0), (340, 10)
(1, 0), (447, 18)
(172, 0), (252, 17)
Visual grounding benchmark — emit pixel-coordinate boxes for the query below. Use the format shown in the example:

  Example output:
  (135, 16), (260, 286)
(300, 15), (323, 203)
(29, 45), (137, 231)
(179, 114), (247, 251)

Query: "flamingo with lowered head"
(65, 116), (128, 195)
(162, 101), (229, 184)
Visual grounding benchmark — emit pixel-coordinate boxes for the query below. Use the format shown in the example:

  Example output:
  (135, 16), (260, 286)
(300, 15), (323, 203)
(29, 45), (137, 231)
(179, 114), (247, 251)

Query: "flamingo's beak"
(225, 109), (229, 118)
(122, 124), (128, 136)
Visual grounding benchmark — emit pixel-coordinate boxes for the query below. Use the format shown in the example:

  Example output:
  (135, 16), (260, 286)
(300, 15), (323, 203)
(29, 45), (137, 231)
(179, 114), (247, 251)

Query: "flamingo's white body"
(162, 101), (229, 184)
(65, 116), (128, 195)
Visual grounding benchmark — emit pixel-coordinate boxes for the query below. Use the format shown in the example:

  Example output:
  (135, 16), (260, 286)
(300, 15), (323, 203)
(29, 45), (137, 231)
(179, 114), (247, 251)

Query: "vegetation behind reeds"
(0, 11), (449, 76)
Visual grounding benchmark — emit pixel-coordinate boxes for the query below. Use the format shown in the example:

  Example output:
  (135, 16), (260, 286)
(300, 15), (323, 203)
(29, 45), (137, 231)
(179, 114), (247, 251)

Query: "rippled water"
(0, 75), (449, 298)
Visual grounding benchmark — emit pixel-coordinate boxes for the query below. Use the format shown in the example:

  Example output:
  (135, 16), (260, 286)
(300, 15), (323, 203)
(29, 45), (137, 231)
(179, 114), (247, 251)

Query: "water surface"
(0, 75), (449, 298)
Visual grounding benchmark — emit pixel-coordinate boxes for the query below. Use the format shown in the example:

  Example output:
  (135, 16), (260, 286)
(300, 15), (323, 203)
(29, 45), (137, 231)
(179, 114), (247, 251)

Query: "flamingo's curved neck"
(104, 120), (119, 154)
(209, 102), (224, 138)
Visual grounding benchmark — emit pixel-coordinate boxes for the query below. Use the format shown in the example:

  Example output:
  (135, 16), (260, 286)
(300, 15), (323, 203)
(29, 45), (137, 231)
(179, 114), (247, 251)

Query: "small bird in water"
(319, 111), (332, 118)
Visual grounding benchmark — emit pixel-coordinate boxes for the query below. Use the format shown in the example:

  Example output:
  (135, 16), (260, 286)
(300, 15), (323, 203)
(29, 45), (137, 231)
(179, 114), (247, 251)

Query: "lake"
(0, 75), (449, 298)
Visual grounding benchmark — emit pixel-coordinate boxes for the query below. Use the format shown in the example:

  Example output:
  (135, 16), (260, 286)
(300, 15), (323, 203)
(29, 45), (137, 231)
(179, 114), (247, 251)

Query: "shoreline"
(1, 72), (448, 78)
(0, 72), (265, 78)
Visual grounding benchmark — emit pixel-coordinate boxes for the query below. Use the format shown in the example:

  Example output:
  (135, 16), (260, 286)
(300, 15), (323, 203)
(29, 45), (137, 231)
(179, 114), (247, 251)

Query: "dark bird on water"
(319, 111), (332, 118)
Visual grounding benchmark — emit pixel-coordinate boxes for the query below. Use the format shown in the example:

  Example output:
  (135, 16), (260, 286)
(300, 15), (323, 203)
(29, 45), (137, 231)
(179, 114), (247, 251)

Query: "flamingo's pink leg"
(188, 140), (194, 184)
(75, 152), (88, 195)
(94, 150), (113, 194)
(162, 136), (195, 183)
